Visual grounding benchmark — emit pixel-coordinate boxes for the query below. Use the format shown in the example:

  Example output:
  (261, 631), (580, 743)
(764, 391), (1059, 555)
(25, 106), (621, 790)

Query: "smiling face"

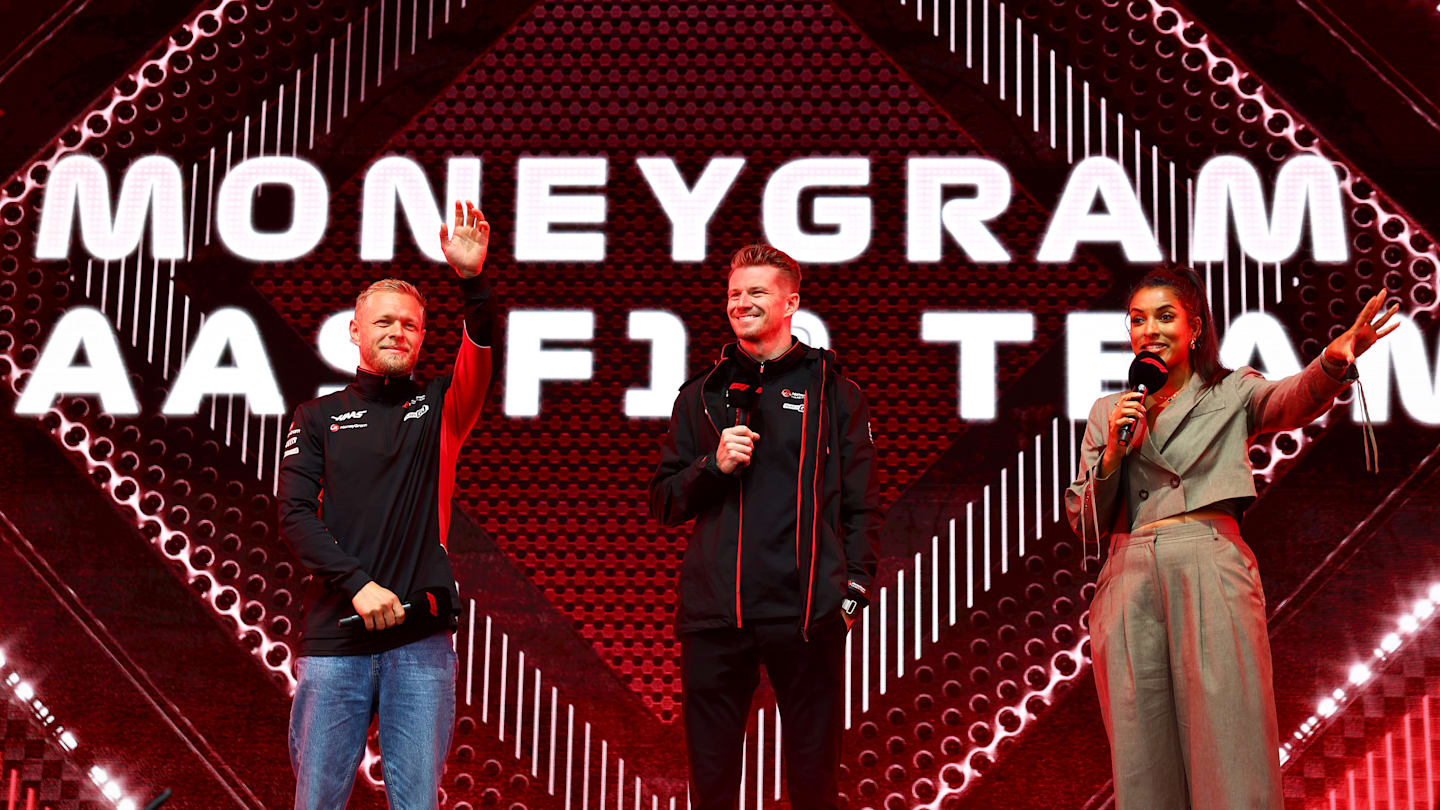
(351, 291), (426, 376)
(1128, 285), (1202, 371)
(727, 263), (799, 345)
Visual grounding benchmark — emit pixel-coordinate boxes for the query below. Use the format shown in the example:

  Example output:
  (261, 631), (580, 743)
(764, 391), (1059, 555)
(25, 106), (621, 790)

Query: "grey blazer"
(1065, 356), (1349, 545)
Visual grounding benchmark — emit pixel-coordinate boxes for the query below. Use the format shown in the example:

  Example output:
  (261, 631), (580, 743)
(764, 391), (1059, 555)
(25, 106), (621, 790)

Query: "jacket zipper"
(794, 384), (808, 568)
(800, 356), (827, 641)
(700, 358), (747, 629)
(729, 360), (769, 628)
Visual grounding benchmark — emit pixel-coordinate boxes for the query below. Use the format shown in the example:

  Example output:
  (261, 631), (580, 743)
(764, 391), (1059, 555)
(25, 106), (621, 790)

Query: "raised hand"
(439, 200), (490, 278)
(1324, 288), (1401, 366)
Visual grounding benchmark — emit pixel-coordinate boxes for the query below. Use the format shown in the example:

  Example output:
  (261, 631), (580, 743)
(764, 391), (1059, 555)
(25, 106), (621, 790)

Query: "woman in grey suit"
(1065, 265), (1399, 810)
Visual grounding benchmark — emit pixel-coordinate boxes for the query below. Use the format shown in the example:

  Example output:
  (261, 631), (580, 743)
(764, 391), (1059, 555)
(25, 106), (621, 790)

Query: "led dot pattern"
(0, 0), (1435, 805)
(252, 0), (1110, 721)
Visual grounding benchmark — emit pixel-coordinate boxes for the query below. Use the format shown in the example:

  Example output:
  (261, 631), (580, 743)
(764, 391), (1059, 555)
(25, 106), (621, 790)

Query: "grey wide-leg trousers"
(1090, 518), (1284, 810)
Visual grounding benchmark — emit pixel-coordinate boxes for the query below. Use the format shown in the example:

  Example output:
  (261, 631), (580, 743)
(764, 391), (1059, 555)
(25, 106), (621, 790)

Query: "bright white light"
(1353, 316), (1440, 424)
(504, 310), (595, 417)
(215, 156), (328, 261)
(1037, 157), (1162, 262)
(103, 781), (122, 800)
(1348, 664), (1372, 685)
(1416, 599), (1435, 620)
(762, 157), (872, 263)
(0, 649), (6, 667)
(60, 731), (77, 750)
(1381, 633), (1402, 652)
(1219, 313), (1303, 378)
(5, 672), (17, 686)
(161, 308), (284, 415)
(359, 155), (481, 262)
(1318, 697), (1338, 717)
(36, 154), (186, 261)
(1192, 154), (1347, 263)
(922, 312), (1035, 419)
(1400, 615), (1419, 633)
(118, 800), (136, 810)
(637, 157), (744, 261)
(623, 310), (687, 419)
(90, 767), (108, 785)
(15, 681), (33, 700)
(906, 157), (1013, 262)
(514, 157), (608, 261)
(1279, 748), (1290, 764)
(1333, 688), (1346, 700)
(14, 307), (141, 416)
(1430, 584), (1440, 604)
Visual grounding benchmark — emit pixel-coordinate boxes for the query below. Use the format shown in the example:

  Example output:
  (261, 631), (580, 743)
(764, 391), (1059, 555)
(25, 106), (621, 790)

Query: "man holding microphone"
(278, 202), (494, 809)
(649, 245), (882, 809)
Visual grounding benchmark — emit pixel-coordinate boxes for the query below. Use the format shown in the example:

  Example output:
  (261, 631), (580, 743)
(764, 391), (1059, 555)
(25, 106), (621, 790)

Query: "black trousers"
(680, 617), (847, 810)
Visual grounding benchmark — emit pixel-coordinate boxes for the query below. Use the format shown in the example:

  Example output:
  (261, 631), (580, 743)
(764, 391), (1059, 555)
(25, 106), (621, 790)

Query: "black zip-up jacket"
(649, 340), (881, 637)
(278, 276), (494, 656)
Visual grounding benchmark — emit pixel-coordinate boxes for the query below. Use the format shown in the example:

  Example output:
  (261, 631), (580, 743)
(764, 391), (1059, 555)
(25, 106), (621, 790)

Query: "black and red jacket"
(278, 276), (494, 656)
(649, 339), (881, 637)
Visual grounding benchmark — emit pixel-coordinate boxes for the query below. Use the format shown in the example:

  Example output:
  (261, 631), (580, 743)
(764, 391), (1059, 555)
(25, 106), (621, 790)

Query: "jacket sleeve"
(1064, 396), (1124, 543)
(441, 275), (496, 443)
(648, 387), (732, 526)
(277, 405), (373, 598)
(836, 378), (881, 600)
(1238, 356), (1348, 437)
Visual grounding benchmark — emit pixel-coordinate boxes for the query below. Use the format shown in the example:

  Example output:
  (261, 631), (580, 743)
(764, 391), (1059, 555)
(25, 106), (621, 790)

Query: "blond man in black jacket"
(649, 244), (881, 810)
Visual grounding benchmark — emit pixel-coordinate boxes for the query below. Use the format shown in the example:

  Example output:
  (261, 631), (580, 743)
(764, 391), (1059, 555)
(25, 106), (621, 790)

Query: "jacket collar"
(351, 367), (419, 403)
(722, 338), (807, 378)
(700, 339), (815, 432)
(1138, 369), (1210, 468)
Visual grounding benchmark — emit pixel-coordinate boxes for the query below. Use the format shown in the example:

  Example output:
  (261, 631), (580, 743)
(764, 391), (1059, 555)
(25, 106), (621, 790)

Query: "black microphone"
(338, 587), (453, 628)
(1118, 350), (1170, 447)
(726, 378), (762, 428)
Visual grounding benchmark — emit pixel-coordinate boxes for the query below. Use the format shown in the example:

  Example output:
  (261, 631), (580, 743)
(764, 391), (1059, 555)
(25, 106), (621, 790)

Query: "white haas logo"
(331, 410), (367, 422)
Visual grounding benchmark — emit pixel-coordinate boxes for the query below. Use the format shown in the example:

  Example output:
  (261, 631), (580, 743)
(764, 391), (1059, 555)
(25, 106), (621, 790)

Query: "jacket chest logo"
(780, 388), (806, 401)
(331, 409), (367, 422)
(404, 403), (430, 422)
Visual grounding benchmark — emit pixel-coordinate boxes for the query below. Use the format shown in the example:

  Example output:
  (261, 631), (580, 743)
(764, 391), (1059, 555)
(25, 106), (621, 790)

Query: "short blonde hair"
(355, 278), (427, 322)
(729, 244), (801, 292)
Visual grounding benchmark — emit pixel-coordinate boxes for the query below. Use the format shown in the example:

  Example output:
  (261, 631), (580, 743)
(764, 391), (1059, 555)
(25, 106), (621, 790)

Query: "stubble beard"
(366, 344), (416, 376)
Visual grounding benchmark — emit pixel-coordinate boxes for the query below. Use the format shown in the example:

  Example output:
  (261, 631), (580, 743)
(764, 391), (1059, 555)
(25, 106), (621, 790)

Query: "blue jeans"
(289, 632), (457, 810)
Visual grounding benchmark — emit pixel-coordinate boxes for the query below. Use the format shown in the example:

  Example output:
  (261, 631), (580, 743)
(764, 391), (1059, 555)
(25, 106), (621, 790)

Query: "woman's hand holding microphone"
(1101, 392), (1145, 477)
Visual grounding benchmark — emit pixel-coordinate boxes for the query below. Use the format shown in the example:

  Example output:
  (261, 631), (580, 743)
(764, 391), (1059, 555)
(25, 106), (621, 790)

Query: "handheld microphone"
(1118, 351), (1170, 447)
(726, 378), (762, 428)
(338, 587), (453, 628)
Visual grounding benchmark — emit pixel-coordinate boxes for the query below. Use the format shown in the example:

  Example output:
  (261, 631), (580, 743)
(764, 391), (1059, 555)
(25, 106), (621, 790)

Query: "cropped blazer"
(1065, 356), (1350, 547)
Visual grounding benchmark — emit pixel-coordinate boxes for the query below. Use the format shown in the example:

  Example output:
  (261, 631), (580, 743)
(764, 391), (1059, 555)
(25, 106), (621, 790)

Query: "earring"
(1190, 338), (1197, 350)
